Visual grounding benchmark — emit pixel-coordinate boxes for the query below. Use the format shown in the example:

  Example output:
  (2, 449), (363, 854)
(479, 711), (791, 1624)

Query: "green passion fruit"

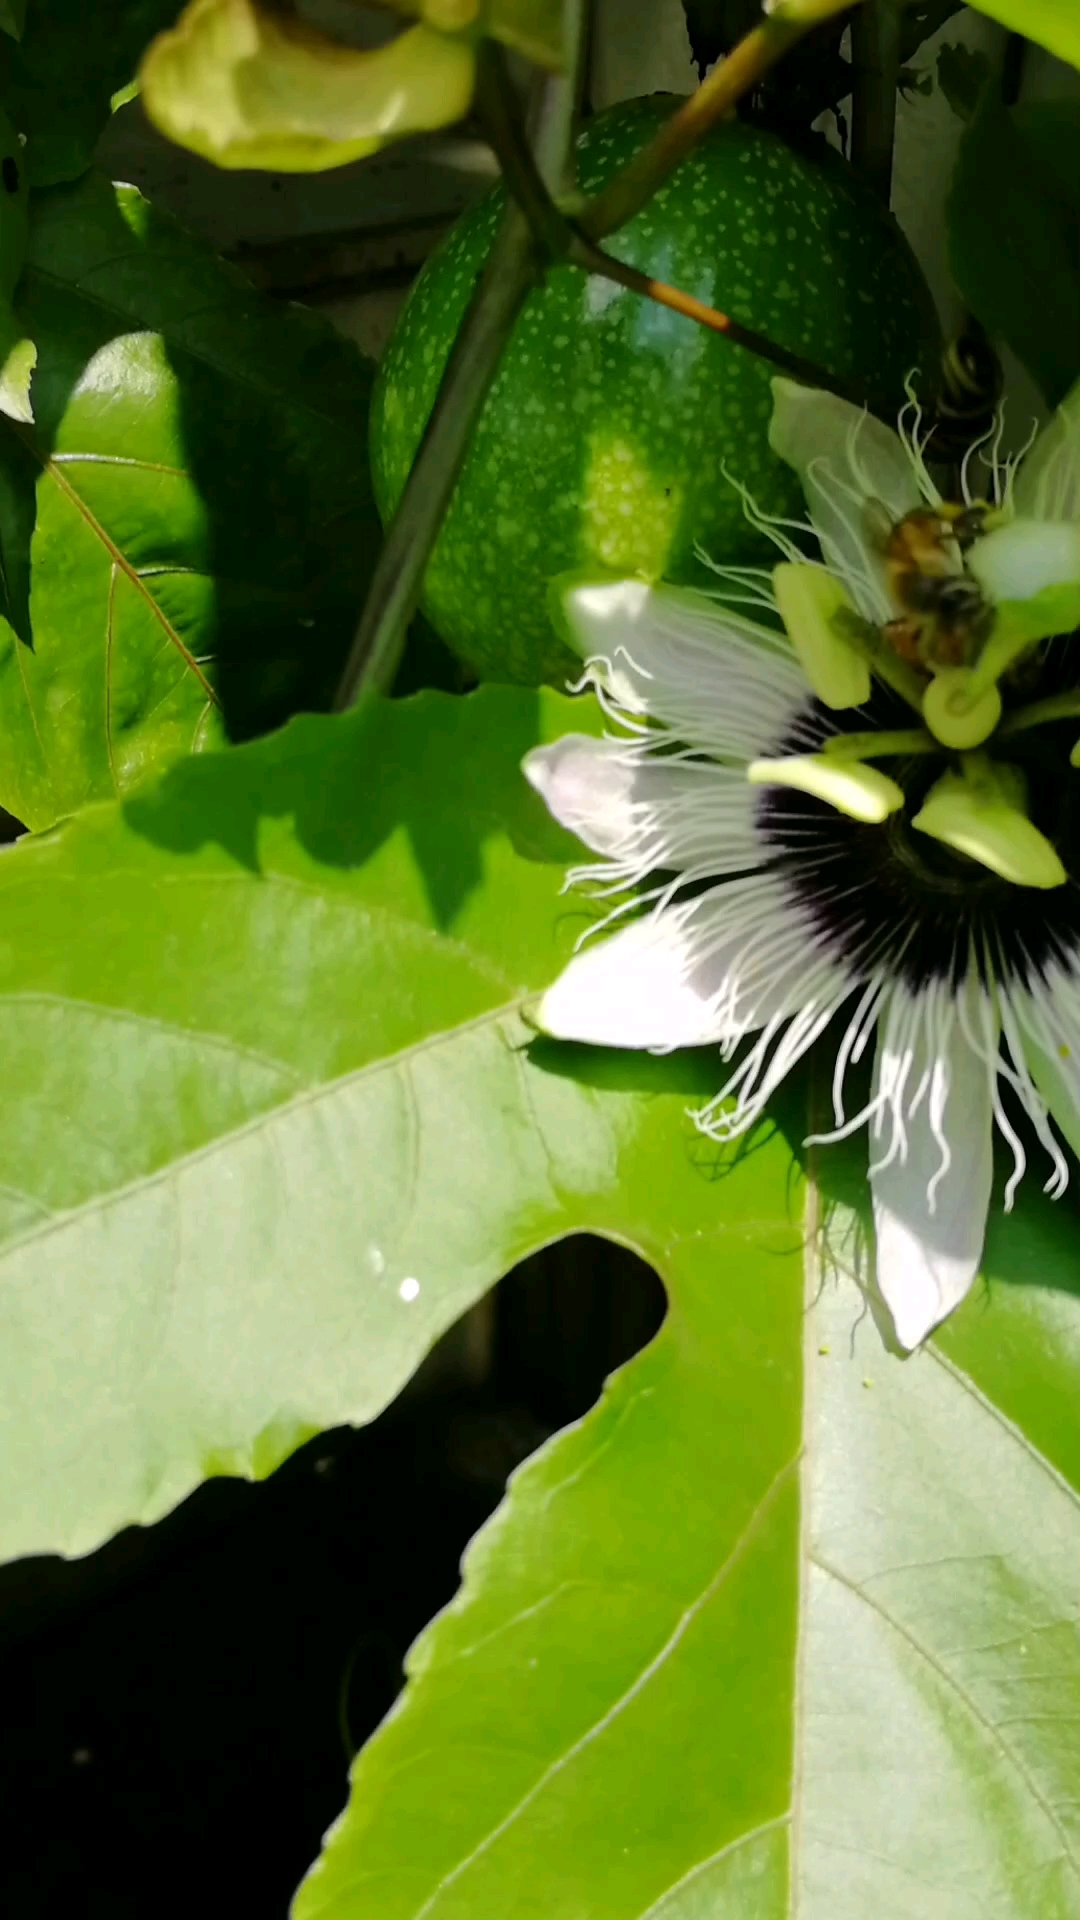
(372, 95), (939, 684)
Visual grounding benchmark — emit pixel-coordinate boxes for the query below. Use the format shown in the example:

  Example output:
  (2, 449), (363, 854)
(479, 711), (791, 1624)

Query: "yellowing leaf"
(969, 0), (1080, 70)
(367, 0), (564, 68)
(139, 0), (476, 174)
(485, 0), (564, 68)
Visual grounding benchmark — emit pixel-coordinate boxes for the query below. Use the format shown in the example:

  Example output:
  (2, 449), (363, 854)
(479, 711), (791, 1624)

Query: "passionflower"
(524, 375), (1080, 1349)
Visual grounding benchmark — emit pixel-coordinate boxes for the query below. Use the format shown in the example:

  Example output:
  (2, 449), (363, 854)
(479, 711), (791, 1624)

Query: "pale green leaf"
(0, 684), (618, 1558)
(0, 170), (380, 829)
(3, 681), (1080, 1911)
(139, 0), (476, 174)
(296, 1165), (1080, 1920)
(485, 0), (563, 67)
(969, 0), (1080, 70)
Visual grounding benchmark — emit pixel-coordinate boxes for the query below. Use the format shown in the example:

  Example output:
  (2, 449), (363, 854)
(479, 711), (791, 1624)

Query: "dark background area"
(0, 1239), (665, 1920)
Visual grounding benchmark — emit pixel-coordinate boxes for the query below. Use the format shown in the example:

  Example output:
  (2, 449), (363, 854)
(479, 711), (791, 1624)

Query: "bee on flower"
(523, 375), (1080, 1351)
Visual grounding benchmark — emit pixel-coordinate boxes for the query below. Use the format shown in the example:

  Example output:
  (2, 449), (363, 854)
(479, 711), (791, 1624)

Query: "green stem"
(334, 3), (589, 708)
(577, 0), (855, 242)
(474, 42), (572, 264)
(823, 727), (936, 761)
(850, 0), (901, 203)
(479, 35), (880, 408)
(855, 624), (927, 715)
(998, 691), (1080, 738)
(333, 205), (537, 708)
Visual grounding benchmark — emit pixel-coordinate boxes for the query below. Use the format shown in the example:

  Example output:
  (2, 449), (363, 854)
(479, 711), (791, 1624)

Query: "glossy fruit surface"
(372, 96), (939, 684)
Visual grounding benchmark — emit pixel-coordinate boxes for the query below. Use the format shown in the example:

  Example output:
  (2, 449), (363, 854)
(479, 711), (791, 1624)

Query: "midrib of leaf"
(0, 997), (530, 1268)
(409, 1453), (801, 1920)
(810, 1550), (1080, 1880)
(35, 444), (220, 707)
(790, 1174), (1080, 1911)
(104, 558), (118, 790)
(789, 1160), (819, 1920)
(52, 452), (188, 478)
(636, 1817), (793, 1920)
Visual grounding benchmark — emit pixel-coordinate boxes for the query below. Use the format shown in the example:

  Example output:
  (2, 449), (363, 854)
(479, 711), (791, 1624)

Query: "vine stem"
(334, 3), (588, 708)
(479, 38), (882, 407)
(850, 0), (901, 203)
(332, 204), (535, 709)
(565, 234), (881, 407)
(577, 0), (860, 242)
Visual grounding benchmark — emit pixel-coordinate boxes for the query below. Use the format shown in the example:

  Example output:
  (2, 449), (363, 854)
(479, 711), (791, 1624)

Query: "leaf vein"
(636, 1813), (791, 1919)
(38, 454), (219, 706)
(811, 1551), (1080, 1879)
(410, 1456), (799, 1919)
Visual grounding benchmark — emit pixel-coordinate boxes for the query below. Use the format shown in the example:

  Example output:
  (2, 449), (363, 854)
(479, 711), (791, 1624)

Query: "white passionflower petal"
(768, 377), (921, 623)
(869, 978), (996, 1350)
(559, 579), (806, 761)
(1012, 377), (1080, 523)
(1007, 966), (1080, 1174)
(537, 874), (851, 1053)
(523, 734), (759, 876)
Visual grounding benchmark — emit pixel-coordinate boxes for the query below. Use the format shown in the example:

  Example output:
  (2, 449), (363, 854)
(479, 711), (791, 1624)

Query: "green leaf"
(0, 0), (182, 185)
(0, 170), (380, 830)
(485, 0), (564, 67)
(299, 1116), (805, 1920)
(947, 97), (1080, 410)
(0, 683), (619, 1558)
(297, 1154), (1080, 1919)
(3, 680), (1080, 1905)
(0, 0), (26, 42)
(969, 0), (1080, 70)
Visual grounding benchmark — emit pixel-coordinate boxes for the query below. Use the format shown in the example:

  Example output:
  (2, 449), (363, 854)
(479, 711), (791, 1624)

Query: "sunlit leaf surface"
(1, 685), (1078, 1913)
(968, 0), (1080, 70)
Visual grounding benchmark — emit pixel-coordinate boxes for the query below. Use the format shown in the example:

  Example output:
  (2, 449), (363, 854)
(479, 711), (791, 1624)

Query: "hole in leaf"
(0, 1237), (664, 1914)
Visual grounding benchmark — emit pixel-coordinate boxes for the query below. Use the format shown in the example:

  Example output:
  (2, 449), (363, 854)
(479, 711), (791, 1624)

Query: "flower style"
(523, 375), (1080, 1349)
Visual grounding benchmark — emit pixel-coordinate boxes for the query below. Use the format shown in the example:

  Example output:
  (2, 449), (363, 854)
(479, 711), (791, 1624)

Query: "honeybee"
(867, 501), (994, 671)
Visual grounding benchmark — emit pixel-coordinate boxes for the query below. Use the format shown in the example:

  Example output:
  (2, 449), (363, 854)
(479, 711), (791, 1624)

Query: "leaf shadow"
(1, 169), (382, 743)
(123, 685), (566, 930)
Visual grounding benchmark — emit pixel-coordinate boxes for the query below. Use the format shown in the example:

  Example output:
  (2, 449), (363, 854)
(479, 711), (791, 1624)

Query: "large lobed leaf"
(298, 1171), (1080, 1919)
(0, 684), (617, 1557)
(0, 171), (380, 830)
(0, 687), (1078, 1910)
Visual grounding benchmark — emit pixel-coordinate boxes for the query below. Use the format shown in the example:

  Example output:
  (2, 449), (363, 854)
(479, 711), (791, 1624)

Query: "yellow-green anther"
(747, 754), (904, 823)
(772, 562), (871, 711)
(922, 667), (1001, 750)
(913, 760), (1066, 889)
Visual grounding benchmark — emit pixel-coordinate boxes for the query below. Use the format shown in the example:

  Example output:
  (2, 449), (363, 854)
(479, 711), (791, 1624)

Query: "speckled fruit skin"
(372, 96), (939, 685)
